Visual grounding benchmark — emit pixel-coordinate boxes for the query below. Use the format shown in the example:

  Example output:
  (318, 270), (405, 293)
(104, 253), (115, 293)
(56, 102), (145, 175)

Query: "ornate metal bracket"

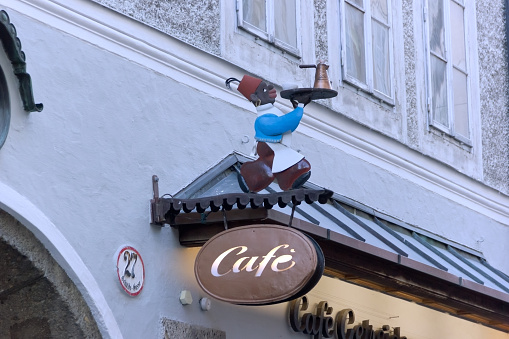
(150, 174), (333, 226)
(0, 10), (43, 112)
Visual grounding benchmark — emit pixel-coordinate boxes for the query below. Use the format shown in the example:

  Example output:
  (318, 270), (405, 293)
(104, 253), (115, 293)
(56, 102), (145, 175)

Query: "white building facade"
(0, 0), (508, 338)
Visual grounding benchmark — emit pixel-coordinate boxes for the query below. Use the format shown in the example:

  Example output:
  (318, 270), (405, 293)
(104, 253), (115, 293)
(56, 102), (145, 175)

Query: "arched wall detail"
(0, 180), (122, 339)
(0, 10), (43, 112)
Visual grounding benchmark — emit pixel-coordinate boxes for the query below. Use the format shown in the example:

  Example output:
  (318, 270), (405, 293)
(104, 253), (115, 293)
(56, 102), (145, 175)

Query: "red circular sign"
(116, 246), (145, 296)
(194, 224), (324, 305)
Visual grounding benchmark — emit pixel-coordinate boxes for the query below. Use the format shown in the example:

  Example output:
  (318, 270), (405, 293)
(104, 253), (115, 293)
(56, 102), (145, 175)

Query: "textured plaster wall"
(476, 0), (509, 193)
(314, 0), (328, 63)
(402, 0), (419, 149)
(92, 0), (221, 55)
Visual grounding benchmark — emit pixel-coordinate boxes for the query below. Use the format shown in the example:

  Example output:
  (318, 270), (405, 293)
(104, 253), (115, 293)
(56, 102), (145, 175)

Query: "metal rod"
(152, 175), (159, 203)
(222, 208), (228, 230)
(288, 203), (296, 227)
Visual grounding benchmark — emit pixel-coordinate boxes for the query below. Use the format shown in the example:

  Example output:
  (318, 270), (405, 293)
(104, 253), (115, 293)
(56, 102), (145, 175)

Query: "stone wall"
(0, 210), (101, 338)
(162, 318), (225, 339)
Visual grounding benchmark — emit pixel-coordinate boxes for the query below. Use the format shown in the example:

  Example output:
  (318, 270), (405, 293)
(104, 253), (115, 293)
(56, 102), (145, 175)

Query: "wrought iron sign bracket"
(151, 175), (164, 224)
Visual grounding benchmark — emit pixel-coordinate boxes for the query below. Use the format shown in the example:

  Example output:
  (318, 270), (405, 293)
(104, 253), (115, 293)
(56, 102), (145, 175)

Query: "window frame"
(424, 0), (472, 146)
(339, 0), (395, 104)
(237, 0), (301, 57)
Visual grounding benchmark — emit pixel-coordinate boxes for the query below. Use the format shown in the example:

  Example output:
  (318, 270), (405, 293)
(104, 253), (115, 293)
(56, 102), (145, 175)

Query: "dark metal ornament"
(280, 88), (338, 101)
(0, 65), (9, 149)
(0, 10), (43, 112)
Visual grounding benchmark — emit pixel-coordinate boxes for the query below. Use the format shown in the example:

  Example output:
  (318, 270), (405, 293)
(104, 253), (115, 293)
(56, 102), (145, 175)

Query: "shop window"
(237, 0), (300, 56)
(425, 0), (471, 144)
(340, 0), (394, 103)
(0, 65), (10, 150)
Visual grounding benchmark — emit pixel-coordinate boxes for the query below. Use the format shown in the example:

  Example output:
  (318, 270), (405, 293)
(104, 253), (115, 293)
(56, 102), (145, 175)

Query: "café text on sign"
(194, 224), (324, 305)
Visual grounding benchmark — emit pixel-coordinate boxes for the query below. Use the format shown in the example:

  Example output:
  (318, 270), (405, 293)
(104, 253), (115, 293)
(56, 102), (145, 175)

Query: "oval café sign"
(194, 224), (324, 305)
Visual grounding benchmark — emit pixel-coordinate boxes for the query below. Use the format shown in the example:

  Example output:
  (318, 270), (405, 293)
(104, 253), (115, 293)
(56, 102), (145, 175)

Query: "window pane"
(450, 1), (466, 70)
(243, 0), (266, 32)
(371, 0), (388, 24)
(372, 20), (391, 96)
(345, 4), (366, 83)
(347, 0), (364, 8)
(453, 68), (469, 137)
(429, 0), (446, 58)
(275, 0), (297, 48)
(431, 56), (449, 127)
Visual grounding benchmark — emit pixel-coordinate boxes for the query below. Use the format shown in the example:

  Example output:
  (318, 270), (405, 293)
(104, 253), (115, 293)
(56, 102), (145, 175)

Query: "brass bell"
(299, 62), (332, 89)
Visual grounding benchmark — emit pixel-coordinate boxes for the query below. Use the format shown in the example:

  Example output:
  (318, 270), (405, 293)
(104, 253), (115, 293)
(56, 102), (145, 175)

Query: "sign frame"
(194, 224), (324, 305)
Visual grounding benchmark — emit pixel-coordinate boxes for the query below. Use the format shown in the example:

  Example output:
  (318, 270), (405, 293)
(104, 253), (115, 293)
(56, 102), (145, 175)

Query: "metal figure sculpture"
(226, 75), (312, 192)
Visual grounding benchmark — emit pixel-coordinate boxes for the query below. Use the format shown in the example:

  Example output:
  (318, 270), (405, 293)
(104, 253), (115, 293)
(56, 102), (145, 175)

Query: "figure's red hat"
(237, 75), (262, 100)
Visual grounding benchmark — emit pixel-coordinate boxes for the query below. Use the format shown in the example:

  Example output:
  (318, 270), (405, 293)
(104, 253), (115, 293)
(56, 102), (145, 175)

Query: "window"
(237, 0), (300, 56)
(425, 0), (470, 144)
(340, 0), (393, 102)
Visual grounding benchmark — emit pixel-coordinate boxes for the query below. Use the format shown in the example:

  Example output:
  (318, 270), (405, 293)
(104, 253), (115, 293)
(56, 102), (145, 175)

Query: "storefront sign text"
(194, 224), (324, 305)
(289, 296), (407, 339)
(211, 244), (296, 277)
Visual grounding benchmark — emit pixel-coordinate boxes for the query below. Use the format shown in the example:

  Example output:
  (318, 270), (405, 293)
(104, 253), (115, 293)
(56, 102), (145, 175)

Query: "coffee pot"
(299, 62), (331, 90)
